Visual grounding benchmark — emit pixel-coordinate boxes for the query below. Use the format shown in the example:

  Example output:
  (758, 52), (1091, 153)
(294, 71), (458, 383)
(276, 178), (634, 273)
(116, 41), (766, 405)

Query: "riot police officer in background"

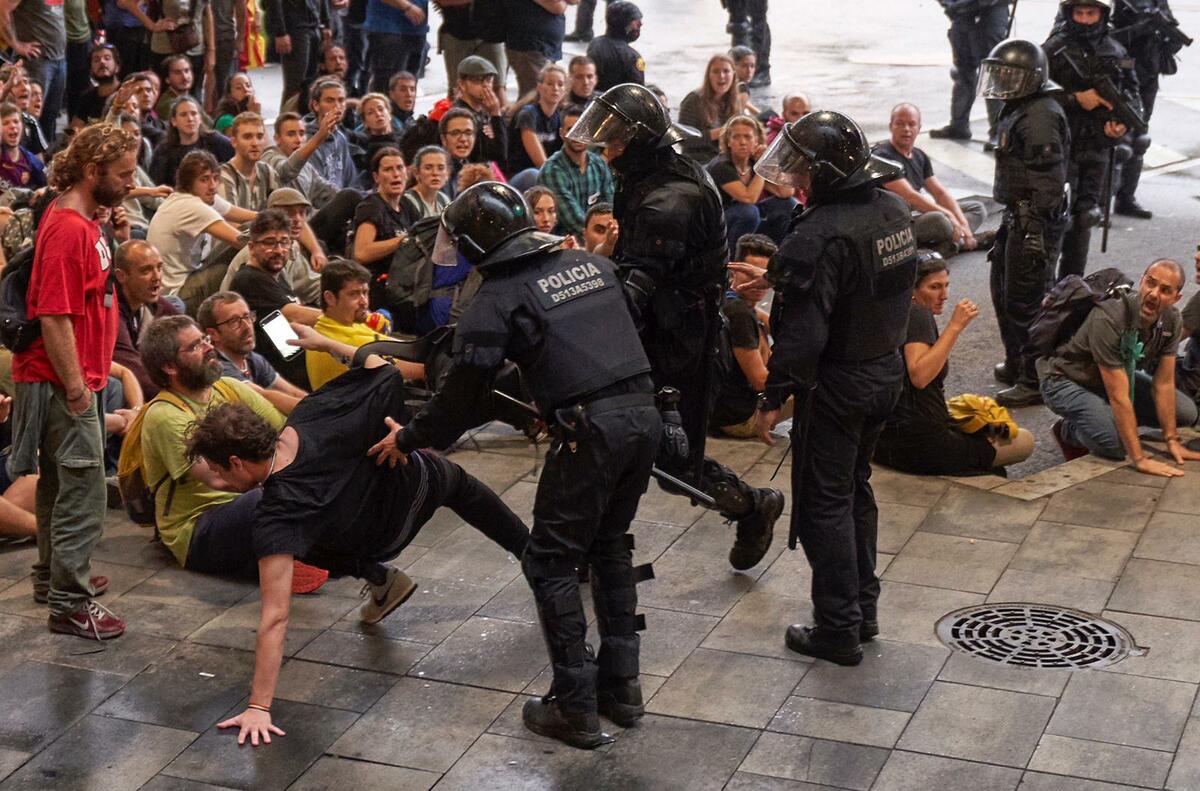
(569, 83), (785, 573)
(930, 0), (1011, 145)
(1044, 0), (1142, 280)
(750, 112), (918, 666)
(983, 40), (1072, 408)
(587, 2), (647, 92)
(722, 0), (772, 87)
(1112, 0), (1190, 218)
(371, 183), (662, 749)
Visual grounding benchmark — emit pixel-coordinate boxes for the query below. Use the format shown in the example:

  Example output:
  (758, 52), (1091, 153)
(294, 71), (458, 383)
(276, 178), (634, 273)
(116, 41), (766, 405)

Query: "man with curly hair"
(9, 123), (138, 640)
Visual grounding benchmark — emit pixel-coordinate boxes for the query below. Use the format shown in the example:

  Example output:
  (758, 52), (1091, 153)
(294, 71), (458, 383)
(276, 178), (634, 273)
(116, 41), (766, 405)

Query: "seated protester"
(219, 112), (281, 211)
(401, 145), (451, 222)
(1040, 259), (1200, 475)
(875, 254), (1034, 475)
(213, 73), (263, 120)
(566, 54), (597, 107)
(307, 259), (424, 389)
(588, 0), (646, 91)
(678, 54), (746, 163)
(0, 393), (36, 541)
(1177, 251), (1200, 402)
(230, 209), (323, 388)
(187, 338), (530, 745)
(0, 102), (45, 190)
(113, 240), (181, 399)
(223, 188), (326, 307)
(766, 92), (810, 145)
(710, 234), (792, 437)
(387, 71), (417, 133)
(506, 63), (566, 189)
(137, 316), (286, 571)
(104, 72), (167, 155)
(154, 55), (213, 125)
(537, 104), (614, 240)
(439, 108), (481, 199)
(351, 93), (403, 183)
(705, 115), (796, 251)
(730, 45), (761, 116)
(581, 201), (618, 257)
(148, 97), (235, 188)
(147, 150), (255, 294)
(352, 146), (411, 304)
(453, 56), (508, 170)
(302, 77), (361, 191)
(115, 114), (174, 236)
(873, 103), (989, 258)
(199, 292), (306, 414)
(0, 63), (48, 160)
(525, 185), (563, 236)
(71, 44), (123, 129)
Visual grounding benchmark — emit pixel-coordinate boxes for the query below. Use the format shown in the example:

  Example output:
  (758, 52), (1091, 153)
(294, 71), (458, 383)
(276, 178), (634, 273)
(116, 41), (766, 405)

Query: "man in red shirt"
(9, 123), (137, 640)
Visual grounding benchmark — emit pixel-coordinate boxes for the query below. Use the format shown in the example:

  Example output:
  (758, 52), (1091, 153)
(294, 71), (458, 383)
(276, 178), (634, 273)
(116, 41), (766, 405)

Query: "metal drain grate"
(935, 603), (1147, 669)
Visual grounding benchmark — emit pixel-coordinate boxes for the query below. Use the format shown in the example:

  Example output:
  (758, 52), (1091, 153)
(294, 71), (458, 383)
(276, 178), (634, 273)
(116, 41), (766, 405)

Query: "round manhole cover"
(935, 603), (1147, 669)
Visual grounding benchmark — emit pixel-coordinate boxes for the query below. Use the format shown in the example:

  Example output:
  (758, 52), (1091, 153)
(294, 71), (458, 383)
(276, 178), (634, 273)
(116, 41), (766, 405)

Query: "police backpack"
(1029, 267), (1134, 357)
(384, 215), (443, 334)
(0, 245), (39, 352)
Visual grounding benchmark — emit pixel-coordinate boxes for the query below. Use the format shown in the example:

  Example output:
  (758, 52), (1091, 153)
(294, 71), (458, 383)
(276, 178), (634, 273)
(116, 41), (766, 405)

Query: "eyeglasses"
(252, 236), (291, 249)
(215, 311), (256, 328)
(182, 334), (212, 354)
(445, 129), (475, 139)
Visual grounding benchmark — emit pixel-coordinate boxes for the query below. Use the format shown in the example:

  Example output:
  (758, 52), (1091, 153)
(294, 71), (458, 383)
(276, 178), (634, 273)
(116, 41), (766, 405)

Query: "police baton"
(1006, 0), (1019, 37)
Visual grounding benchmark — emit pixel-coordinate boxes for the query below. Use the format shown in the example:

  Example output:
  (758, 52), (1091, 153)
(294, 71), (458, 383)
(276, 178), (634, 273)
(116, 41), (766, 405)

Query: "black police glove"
(1022, 229), (1046, 261)
(622, 268), (657, 321)
(657, 387), (690, 465)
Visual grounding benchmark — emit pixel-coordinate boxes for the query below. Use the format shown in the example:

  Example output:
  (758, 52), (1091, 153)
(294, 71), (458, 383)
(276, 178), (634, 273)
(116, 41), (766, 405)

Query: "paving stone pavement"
(0, 427), (1198, 790)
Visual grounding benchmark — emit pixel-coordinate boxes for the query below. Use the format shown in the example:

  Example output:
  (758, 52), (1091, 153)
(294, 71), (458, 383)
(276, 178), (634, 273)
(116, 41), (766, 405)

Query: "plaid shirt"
(537, 148), (614, 238)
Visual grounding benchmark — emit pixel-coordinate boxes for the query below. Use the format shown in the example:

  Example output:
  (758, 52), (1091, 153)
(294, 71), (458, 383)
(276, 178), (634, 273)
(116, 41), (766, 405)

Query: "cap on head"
(457, 55), (499, 79)
(266, 187), (313, 209)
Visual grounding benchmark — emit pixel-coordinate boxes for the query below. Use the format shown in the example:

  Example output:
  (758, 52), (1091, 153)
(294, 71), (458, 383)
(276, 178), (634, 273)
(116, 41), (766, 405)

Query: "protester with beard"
(72, 44), (124, 129)
(113, 240), (182, 399)
(222, 188), (326, 306)
(199, 292), (307, 414)
(537, 104), (614, 239)
(587, 0), (645, 92)
(137, 315), (287, 570)
(9, 123), (138, 640)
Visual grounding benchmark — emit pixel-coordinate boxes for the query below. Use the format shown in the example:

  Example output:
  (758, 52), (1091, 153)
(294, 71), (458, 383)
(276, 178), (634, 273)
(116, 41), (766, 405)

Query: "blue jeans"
(508, 167), (539, 193)
(24, 57), (66, 143)
(1041, 371), (1200, 459)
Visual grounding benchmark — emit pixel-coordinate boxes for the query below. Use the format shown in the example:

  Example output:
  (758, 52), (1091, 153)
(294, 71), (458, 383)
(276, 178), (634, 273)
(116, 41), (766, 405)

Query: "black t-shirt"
(873, 140), (934, 194)
(353, 192), (409, 276)
(705, 153), (754, 209)
(886, 302), (953, 436)
(74, 87), (112, 125)
(252, 365), (425, 564)
(502, 0), (565, 58)
(710, 295), (764, 427)
(229, 264), (310, 389)
(508, 103), (562, 174)
(473, 0), (506, 43)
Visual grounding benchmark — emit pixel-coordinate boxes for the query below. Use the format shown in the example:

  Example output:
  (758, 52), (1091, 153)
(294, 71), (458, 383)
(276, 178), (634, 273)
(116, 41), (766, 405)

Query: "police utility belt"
(546, 386), (655, 453)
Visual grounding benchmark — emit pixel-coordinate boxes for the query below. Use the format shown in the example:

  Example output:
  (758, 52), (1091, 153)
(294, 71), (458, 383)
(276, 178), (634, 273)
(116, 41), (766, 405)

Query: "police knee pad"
(1073, 206), (1102, 230)
(1114, 143), (1133, 165)
(1131, 134), (1152, 156)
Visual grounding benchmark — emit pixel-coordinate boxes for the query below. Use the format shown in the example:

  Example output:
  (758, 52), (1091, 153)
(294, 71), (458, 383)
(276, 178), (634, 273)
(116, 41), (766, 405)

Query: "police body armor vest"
(803, 189), (918, 362)
(509, 249), (651, 410)
(993, 95), (1070, 206)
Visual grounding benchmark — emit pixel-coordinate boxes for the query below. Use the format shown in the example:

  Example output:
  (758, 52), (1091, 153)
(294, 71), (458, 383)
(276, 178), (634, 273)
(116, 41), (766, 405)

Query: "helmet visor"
(754, 129), (814, 188)
(979, 62), (1040, 100)
(566, 100), (640, 148)
(433, 224), (461, 267)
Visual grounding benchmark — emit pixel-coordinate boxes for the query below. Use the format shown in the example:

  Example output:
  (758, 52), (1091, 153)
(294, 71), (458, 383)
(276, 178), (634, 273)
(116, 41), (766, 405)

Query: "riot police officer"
(983, 40), (1072, 408)
(751, 111), (918, 666)
(930, 0), (1010, 145)
(1112, 0), (1190, 218)
(568, 83), (785, 572)
(373, 183), (662, 749)
(1044, 0), (1142, 280)
(723, 0), (771, 87)
(587, 2), (646, 92)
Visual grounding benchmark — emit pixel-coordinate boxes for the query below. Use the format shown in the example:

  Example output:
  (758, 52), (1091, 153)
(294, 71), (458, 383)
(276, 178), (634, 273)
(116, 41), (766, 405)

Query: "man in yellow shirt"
(306, 259), (424, 389)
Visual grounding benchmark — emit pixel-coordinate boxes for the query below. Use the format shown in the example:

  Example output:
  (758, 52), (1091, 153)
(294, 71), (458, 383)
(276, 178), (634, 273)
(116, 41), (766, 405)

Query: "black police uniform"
(725, 0), (771, 85)
(1044, 19), (1142, 279)
(764, 185), (916, 647)
(395, 238), (661, 741)
(937, 0), (1009, 139)
(990, 91), (1071, 391)
(587, 4), (646, 92)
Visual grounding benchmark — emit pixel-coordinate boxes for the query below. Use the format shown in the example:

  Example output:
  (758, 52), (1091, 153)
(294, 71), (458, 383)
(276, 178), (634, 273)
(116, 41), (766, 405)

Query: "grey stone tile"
(0, 561), (155, 619)
(122, 567), (257, 609)
(628, 519), (689, 564)
(1018, 772), (1145, 790)
(938, 652), (1071, 698)
(701, 591), (814, 663)
(138, 777), (239, 791)
(674, 512), (787, 573)
(896, 681), (1056, 767)
(871, 467), (949, 507)
(1041, 480), (1160, 532)
(474, 574), (539, 623)
(1096, 466), (1170, 489)
(920, 486), (1046, 543)
(189, 592), (359, 656)
(724, 774), (843, 791)
(1110, 558), (1200, 621)
(753, 547), (813, 600)
(288, 756), (439, 790)
(876, 503), (928, 555)
(404, 503), (463, 548)
(100, 596), (227, 641)
(1167, 717), (1200, 791)
(882, 532), (1017, 594)
(768, 696), (909, 748)
(327, 677), (512, 772)
(0, 661), (126, 752)
(638, 606), (720, 676)
(793, 639), (949, 713)
(89, 530), (177, 570)
(336, 576), (497, 644)
(438, 450), (535, 494)
(1157, 471), (1200, 515)
(993, 457), (1124, 501)
(986, 569), (1114, 613)
(1047, 672), (1194, 752)
(876, 581), (985, 648)
(432, 732), (604, 790)
(872, 751), (1022, 791)
(634, 485), (709, 527)
(95, 644), (254, 732)
(3, 618), (177, 678)
(1027, 734), (1173, 788)
(162, 699), (359, 791)
(637, 546), (758, 617)
(1135, 510), (1200, 566)
(0, 545), (36, 579)
(596, 715), (759, 791)
(1009, 522), (1139, 582)
(274, 659), (397, 713)
(293, 629), (429, 675)
(739, 732), (888, 791)
(411, 615), (547, 693)
(404, 523), (524, 594)
(0, 749), (28, 783)
(1100, 610), (1200, 683)
(0, 715), (195, 791)
(647, 648), (806, 728)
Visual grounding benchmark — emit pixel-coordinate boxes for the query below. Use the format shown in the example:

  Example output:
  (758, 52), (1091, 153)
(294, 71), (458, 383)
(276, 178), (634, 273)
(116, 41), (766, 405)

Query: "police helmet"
(440, 181), (557, 269)
(568, 83), (691, 151)
(1060, 0), (1112, 23)
(979, 39), (1060, 100)
(606, 1), (642, 41)
(755, 110), (902, 195)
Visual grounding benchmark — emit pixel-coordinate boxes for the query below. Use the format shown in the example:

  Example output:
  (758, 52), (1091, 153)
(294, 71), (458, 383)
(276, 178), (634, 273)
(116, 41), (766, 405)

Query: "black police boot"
(522, 697), (612, 749)
(748, 68), (771, 88)
(860, 619), (880, 642)
(785, 625), (863, 666)
(993, 361), (1017, 386)
(1115, 198), (1153, 219)
(996, 381), (1042, 408)
(597, 678), (644, 727)
(563, 30), (593, 43)
(929, 125), (971, 141)
(729, 488), (784, 571)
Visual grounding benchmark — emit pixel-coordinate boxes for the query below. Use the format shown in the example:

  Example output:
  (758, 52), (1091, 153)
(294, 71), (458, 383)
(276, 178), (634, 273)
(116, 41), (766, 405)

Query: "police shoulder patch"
(636, 58), (645, 73)
(527, 260), (614, 309)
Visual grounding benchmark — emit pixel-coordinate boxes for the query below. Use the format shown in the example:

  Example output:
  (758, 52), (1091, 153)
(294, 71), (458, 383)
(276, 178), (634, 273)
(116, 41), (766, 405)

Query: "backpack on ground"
(384, 215), (447, 334)
(116, 380), (239, 526)
(0, 245), (38, 352)
(1029, 267), (1134, 358)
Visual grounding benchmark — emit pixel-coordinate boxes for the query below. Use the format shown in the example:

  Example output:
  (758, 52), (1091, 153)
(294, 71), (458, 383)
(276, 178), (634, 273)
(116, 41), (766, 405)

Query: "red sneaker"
(33, 575), (109, 604)
(48, 599), (125, 640)
(292, 560), (330, 594)
(1052, 419), (1090, 462)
